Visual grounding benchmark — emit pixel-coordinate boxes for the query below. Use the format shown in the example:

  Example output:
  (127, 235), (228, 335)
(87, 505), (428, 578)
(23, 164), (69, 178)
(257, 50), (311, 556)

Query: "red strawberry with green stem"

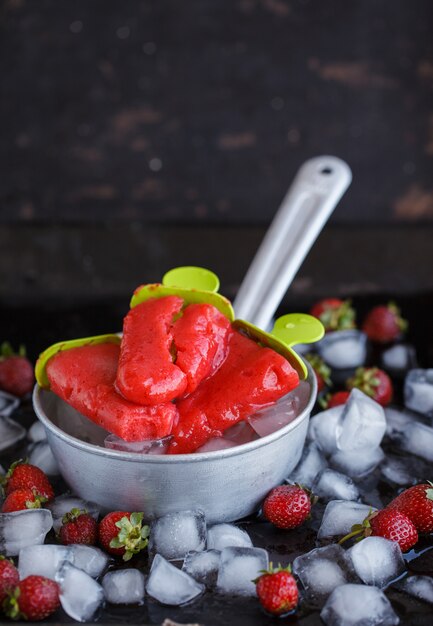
(98, 511), (149, 561)
(59, 508), (98, 545)
(340, 508), (418, 553)
(362, 302), (407, 343)
(346, 367), (393, 406)
(387, 482), (433, 533)
(2, 461), (54, 500)
(310, 298), (356, 332)
(0, 556), (19, 604)
(262, 485), (314, 530)
(304, 353), (332, 394)
(4, 575), (60, 621)
(255, 563), (298, 615)
(0, 342), (34, 397)
(1, 488), (46, 513)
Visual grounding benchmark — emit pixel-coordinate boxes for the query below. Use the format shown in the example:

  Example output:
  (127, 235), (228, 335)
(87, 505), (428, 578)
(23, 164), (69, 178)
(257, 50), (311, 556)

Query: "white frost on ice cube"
(330, 446), (385, 479)
(146, 554), (204, 605)
(320, 584), (399, 626)
(314, 469), (360, 502)
(248, 396), (297, 438)
(347, 536), (405, 588)
(207, 523), (252, 551)
(0, 509), (53, 556)
(102, 569), (145, 604)
(0, 391), (20, 417)
(404, 368), (433, 417)
(216, 546), (269, 596)
(317, 330), (367, 369)
(307, 406), (343, 456)
(0, 415), (26, 452)
(28, 420), (47, 442)
(385, 406), (417, 439)
(47, 495), (100, 533)
(182, 549), (221, 587)
(288, 443), (327, 487)
(336, 389), (386, 451)
(27, 441), (60, 476)
(57, 562), (104, 622)
(397, 421), (433, 462)
(317, 501), (375, 541)
(19, 544), (71, 580)
(68, 544), (109, 578)
(399, 575), (433, 605)
(293, 544), (358, 606)
(381, 344), (416, 375)
(380, 456), (415, 486)
(149, 510), (206, 561)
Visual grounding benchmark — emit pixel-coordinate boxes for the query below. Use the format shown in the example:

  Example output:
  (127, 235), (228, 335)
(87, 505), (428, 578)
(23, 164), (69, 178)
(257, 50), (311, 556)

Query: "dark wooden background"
(1, 0), (433, 304)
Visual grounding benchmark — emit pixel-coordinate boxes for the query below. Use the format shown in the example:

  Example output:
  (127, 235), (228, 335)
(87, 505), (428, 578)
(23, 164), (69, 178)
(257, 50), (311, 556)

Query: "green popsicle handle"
(163, 266), (220, 293)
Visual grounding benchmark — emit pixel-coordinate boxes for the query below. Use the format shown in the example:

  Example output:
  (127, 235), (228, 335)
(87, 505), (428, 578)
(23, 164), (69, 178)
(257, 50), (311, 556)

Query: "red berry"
(59, 508), (98, 545)
(256, 564), (298, 615)
(0, 557), (19, 604)
(1, 488), (46, 513)
(310, 299), (356, 332)
(0, 342), (34, 397)
(369, 509), (418, 552)
(362, 303), (407, 343)
(263, 485), (312, 530)
(2, 461), (54, 500)
(387, 483), (433, 533)
(327, 390), (350, 408)
(347, 367), (393, 406)
(98, 511), (149, 561)
(304, 354), (332, 394)
(4, 575), (60, 621)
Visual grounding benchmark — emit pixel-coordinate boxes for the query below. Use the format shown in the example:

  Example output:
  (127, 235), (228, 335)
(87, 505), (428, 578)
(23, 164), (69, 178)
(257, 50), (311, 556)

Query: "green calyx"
(254, 562), (293, 583)
(387, 302), (408, 334)
(319, 300), (356, 332)
(339, 509), (375, 545)
(425, 481), (433, 501)
(347, 367), (380, 399)
(304, 353), (332, 387)
(25, 490), (47, 510)
(3, 587), (22, 620)
(62, 508), (87, 525)
(109, 512), (150, 562)
(0, 342), (26, 361)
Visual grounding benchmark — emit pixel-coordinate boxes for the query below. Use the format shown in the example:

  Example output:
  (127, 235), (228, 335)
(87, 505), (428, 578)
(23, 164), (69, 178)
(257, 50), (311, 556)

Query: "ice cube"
(248, 395), (297, 437)
(223, 421), (258, 445)
(317, 330), (367, 369)
(317, 501), (375, 541)
(19, 544), (71, 580)
(291, 379), (311, 413)
(146, 553), (204, 605)
(385, 406), (417, 439)
(314, 469), (360, 502)
(47, 495), (100, 533)
(182, 549), (221, 587)
(404, 369), (433, 417)
(397, 421), (433, 462)
(148, 510), (206, 561)
(216, 546), (269, 596)
(27, 441), (60, 476)
(102, 569), (145, 604)
(288, 443), (327, 487)
(381, 343), (417, 376)
(0, 415), (26, 452)
(321, 584), (399, 626)
(196, 438), (236, 453)
(398, 575), (433, 604)
(207, 523), (252, 551)
(307, 406), (344, 456)
(0, 509), (53, 556)
(347, 536), (405, 587)
(336, 389), (386, 451)
(0, 390), (19, 417)
(57, 562), (104, 622)
(104, 434), (171, 454)
(330, 446), (385, 479)
(28, 420), (47, 442)
(380, 456), (415, 486)
(293, 544), (359, 607)
(68, 544), (109, 578)
(54, 397), (109, 446)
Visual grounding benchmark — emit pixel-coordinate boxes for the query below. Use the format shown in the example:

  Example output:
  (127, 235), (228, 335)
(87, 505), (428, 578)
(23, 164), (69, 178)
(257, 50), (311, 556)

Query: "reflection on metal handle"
(234, 156), (352, 329)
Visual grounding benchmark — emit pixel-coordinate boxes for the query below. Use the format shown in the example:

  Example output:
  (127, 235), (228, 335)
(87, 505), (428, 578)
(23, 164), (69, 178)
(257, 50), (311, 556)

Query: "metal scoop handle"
(233, 156), (352, 329)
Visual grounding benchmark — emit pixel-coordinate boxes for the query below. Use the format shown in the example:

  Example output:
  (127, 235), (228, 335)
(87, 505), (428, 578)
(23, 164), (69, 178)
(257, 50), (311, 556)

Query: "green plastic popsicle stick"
(130, 266), (235, 321)
(233, 313), (324, 379)
(35, 333), (121, 389)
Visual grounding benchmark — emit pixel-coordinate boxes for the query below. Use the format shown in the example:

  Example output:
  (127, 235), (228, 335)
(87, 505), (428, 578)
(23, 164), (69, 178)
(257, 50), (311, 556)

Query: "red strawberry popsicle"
(46, 342), (177, 441)
(168, 330), (300, 454)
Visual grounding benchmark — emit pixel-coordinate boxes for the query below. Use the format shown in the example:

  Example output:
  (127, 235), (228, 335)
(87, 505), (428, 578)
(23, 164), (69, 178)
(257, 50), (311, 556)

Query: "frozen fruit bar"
(167, 330), (299, 454)
(46, 342), (177, 441)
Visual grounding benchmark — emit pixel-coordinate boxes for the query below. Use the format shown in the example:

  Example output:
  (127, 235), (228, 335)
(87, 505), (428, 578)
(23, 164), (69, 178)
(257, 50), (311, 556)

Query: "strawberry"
(362, 302), (407, 343)
(255, 563), (298, 615)
(4, 575), (60, 621)
(59, 508), (98, 545)
(262, 485), (312, 530)
(0, 556), (19, 604)
(387, 483), (433, 533)
(320, 390), (350, 409)
(340, 508), (418, 553)
(304, 353), (332, 393)
(98, 511), (149, 561)
(2, 461), (54, 500)
(310, 298), (356, 332)
(0, 342), (34, 397)
(346, 367), (393, 406)
(1, 488), (46, 513)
